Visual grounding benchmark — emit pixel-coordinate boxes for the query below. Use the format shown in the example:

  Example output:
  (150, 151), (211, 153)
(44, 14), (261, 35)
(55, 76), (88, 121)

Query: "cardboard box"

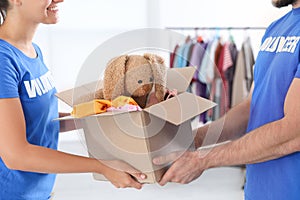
(56, 67), (216, 183)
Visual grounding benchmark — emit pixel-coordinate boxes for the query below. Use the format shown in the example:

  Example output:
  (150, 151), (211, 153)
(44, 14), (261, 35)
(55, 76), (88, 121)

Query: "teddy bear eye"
(149, 77), (154, 82)
(138, 80), (143, 84)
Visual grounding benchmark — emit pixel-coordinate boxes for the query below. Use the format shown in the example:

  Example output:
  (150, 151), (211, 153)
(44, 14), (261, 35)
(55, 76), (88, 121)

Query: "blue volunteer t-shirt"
(245, 7), (300, 200)
(0, 39), (59, 200)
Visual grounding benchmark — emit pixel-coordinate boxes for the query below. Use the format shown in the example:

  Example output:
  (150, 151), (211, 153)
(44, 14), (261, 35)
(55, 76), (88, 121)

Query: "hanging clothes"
(198, 38), (219, 84)
(225, 43), (238, 108)
(216, 41), (235, 114)
(189, 41), (208, 122)
(190, 41), (208, 82)
(231, 37), (255, 107)
(169, 31), (255, 123)
(172, 36), (193, 68)
(209, 40), (225, 120)
(170, 44), (179, 68)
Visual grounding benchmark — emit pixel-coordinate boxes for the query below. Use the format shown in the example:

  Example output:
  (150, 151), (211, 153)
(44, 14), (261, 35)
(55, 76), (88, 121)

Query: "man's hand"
(153, 150), (207, 186)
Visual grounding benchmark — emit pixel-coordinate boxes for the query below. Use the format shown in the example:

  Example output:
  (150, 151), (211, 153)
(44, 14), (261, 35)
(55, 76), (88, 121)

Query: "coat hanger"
(228, 28), (235, 43)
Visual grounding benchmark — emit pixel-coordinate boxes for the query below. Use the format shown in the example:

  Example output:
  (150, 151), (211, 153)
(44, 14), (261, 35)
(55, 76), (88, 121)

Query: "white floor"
(52, 132), (245, 200)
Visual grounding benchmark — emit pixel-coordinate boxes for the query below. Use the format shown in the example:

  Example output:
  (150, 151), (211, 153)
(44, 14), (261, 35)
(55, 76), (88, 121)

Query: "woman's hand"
(59, 112), (83, 132)
(101, 160), (147, 189)
(59, 112), (71, 117)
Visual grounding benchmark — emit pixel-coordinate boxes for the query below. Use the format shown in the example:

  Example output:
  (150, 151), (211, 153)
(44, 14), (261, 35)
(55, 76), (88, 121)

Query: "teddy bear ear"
(144, 53), (167, 102)
(103, 55), (128, 100)
(143, 53), (165, 65)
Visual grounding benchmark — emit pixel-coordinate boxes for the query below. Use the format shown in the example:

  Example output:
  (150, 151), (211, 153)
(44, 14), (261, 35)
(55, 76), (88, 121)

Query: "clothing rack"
(167, 26), (259, 122)
(166, 26), (266, 56)
(166, 26), (267, 30)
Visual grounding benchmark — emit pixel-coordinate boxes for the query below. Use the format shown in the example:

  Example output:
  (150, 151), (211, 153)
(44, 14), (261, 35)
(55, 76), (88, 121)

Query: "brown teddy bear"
(94, 53), (167, 108)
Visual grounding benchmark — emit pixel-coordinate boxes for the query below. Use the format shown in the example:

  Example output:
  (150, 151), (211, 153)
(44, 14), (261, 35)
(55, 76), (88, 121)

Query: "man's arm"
(154, 78), (300, 185)
(207, 77), (300, 166)
(194, 85), (253, 148)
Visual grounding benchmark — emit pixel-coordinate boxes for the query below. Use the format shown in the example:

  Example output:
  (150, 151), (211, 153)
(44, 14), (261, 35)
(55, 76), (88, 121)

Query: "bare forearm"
(4, 144), (147, 189)
(155, 119), (297, 186)
(194, 98), (250, 148)
(220, 98), (251, 141)
(204, 117), (300, 168)
(7, 144), (104, 174)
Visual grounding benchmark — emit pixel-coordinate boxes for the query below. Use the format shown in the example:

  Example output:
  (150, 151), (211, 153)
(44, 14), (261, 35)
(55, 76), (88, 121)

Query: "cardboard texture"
(56, 67), (216, 183)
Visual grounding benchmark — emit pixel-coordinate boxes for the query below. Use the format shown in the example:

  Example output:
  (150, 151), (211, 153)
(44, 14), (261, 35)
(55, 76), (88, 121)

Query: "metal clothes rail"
(165, 26), (267, 30)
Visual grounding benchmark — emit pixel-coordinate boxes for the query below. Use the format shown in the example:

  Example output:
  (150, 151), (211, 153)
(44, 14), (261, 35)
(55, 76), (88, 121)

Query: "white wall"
(158, 0), (288, 28)
(56, 0), (148, 30)
(33, 0), (291, 111)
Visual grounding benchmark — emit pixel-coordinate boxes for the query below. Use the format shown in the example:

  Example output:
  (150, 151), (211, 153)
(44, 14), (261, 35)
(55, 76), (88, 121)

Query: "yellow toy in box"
(111, 96), (139, 107)
(71, 96), (140, 118)
(71, 99), (112, 118)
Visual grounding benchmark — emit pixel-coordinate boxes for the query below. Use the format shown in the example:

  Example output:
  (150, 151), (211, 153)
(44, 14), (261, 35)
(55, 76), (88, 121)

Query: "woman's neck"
(0, 16), (38, 58)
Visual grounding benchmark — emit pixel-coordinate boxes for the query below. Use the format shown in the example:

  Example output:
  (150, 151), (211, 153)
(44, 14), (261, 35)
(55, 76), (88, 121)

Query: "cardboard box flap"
(54, 110), (137, 121)
(166, 67), (196, 93)
(144, 92), (216, 126)
(56, 81), (102, 106)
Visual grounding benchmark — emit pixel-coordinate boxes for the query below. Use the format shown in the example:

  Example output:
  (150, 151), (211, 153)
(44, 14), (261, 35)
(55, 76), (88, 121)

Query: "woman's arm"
(0, 98), (145, 189)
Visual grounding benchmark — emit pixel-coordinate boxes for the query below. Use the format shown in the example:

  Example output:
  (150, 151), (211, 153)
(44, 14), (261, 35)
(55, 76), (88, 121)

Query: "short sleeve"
(0, 53), (20, 98)
(296, 63), (300, 78)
